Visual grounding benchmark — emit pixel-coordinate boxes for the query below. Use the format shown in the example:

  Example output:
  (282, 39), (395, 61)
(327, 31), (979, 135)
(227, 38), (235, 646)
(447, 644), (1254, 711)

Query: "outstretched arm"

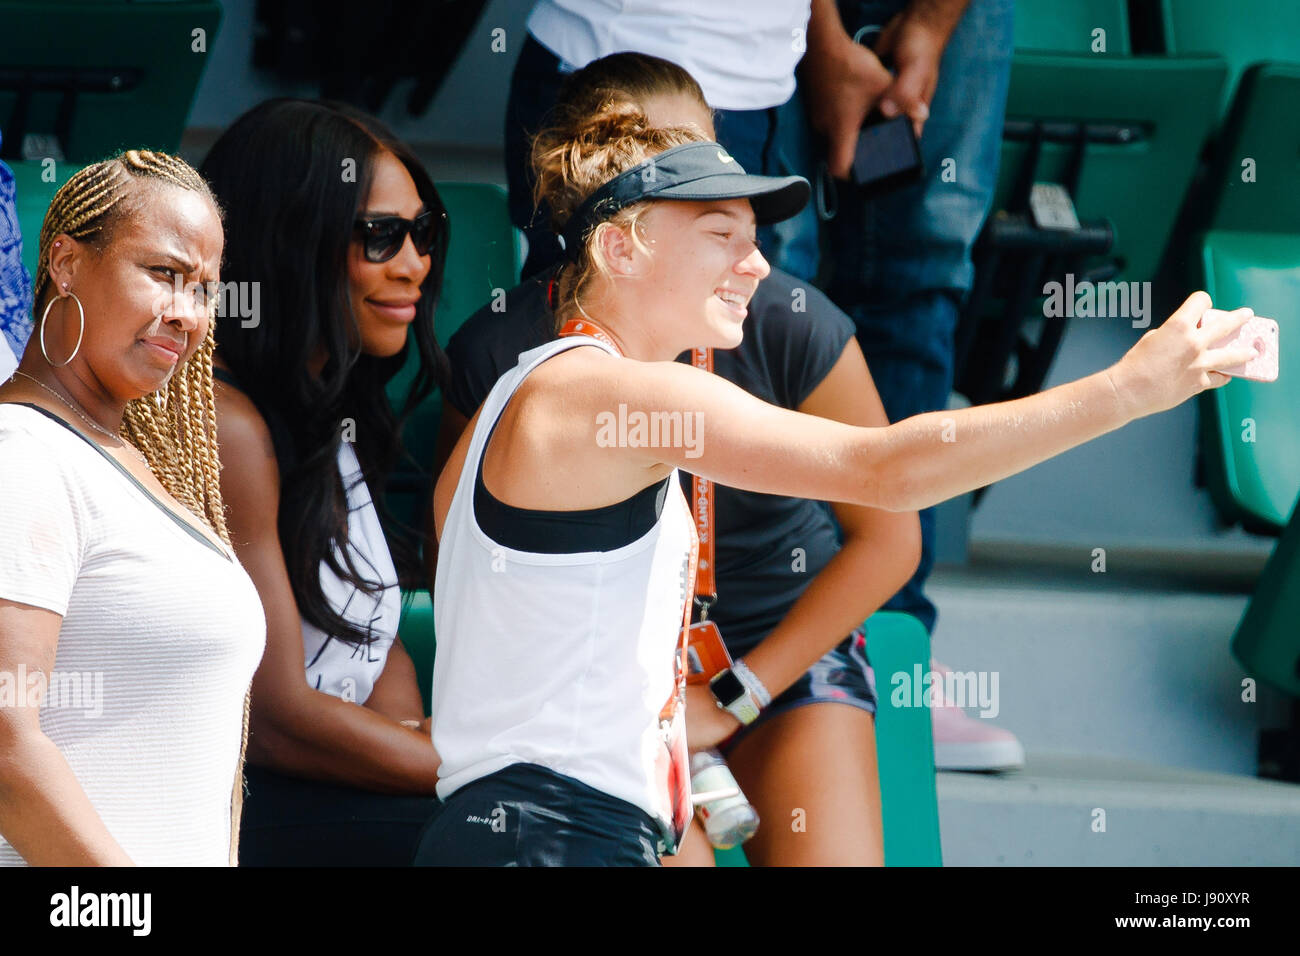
(617, 294), (1257, 513)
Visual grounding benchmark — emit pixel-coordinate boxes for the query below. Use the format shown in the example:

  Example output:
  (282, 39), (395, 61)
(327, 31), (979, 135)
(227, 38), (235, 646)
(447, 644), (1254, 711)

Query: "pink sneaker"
(927, 660), (1025, 772)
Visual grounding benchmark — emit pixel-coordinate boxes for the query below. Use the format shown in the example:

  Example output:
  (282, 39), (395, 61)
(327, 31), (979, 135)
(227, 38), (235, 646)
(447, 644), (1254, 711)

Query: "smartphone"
(851, 114), (925, 198)
(845, 24), (925, 198)
(1202, 310), (1280, 382)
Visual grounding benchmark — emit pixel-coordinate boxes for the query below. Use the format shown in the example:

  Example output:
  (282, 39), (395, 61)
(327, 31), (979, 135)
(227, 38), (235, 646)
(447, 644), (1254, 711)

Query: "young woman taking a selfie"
(415, 100), (1258, 867)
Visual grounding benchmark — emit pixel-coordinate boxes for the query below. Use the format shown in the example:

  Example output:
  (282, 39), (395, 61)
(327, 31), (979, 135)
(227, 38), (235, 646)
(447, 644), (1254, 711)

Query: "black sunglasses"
(353, 208), (447, 263)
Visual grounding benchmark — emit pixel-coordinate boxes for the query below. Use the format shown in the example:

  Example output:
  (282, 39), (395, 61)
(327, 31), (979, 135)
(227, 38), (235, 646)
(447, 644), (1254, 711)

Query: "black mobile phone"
(851, 113), (925, 198)
(844, 23), (925, 198)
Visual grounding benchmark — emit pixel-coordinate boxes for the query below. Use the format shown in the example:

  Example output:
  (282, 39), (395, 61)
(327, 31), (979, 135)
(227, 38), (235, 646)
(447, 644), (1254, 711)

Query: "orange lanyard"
(557, 318), (621, 353)
(689, 348), (716, 620)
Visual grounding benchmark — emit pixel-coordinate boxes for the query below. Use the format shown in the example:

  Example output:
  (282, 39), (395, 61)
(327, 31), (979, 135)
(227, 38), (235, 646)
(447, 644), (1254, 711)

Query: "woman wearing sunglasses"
(199, 99), (449, 866)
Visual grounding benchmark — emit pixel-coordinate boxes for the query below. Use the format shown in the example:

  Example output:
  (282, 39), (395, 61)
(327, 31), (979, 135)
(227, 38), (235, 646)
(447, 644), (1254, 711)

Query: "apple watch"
(709, 667), (762, 726)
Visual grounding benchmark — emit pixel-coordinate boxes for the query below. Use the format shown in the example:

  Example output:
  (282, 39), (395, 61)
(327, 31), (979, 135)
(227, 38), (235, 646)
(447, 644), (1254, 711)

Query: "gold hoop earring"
(39, 291), (86, 368)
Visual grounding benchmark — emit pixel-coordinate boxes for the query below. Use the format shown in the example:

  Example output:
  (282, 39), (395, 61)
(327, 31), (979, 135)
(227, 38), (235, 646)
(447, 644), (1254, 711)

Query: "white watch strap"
(722, 691), (762, 726)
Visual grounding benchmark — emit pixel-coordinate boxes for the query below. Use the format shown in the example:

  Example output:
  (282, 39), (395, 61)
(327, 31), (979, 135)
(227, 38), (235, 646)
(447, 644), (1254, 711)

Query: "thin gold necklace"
(11, 371), (149, 465)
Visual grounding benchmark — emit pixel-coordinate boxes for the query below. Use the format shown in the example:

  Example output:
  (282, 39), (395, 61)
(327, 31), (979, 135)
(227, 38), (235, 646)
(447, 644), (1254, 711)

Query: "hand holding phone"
(844, 26), (926, 198)
(1201, 309), (1280, 382)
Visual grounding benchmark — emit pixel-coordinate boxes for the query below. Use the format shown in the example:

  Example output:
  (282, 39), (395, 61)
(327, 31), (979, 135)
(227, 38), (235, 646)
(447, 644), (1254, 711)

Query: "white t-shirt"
(527, 0), (813, 110)
(0, 403), (266, 866)
(301, 440), (402, 705)
(432, 337), (696, 834)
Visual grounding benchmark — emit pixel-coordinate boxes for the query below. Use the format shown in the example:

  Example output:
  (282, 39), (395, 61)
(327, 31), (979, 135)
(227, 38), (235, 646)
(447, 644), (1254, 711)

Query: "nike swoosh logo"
(717, 150), (735, 164)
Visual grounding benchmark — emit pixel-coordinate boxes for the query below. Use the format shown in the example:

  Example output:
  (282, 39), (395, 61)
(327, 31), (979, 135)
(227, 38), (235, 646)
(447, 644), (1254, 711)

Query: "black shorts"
(721, 628), (876, 753)
(412, 763), (662, 867)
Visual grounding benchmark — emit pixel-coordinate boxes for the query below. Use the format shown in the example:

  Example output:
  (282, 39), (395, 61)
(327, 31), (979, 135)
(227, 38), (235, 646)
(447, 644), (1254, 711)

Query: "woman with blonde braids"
(0, 150), (265, 865)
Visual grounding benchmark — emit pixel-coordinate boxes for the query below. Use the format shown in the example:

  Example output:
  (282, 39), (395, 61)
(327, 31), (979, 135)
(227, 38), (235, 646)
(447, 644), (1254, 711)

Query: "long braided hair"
(33, 149), (248, 865)
(34, 150), (230, 544)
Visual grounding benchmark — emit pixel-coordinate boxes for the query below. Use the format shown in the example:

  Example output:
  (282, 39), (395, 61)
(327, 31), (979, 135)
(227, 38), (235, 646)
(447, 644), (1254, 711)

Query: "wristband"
(732, 658), (772, 709)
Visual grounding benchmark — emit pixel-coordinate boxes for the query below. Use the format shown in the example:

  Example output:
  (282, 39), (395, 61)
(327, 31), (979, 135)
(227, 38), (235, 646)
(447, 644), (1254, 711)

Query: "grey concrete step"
(937, 752), (1300, 865)
(924, 565), (1291, 776)
(964, 309), (1278, 564)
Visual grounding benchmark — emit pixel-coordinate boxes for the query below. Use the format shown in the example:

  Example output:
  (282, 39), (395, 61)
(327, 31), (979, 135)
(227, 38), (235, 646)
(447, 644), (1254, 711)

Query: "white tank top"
(301, 440), (402, 704)
(431, 336), (695, 831)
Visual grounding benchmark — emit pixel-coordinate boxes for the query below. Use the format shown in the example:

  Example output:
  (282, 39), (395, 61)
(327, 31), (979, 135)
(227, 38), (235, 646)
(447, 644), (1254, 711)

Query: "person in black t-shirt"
(432, 55), (922, 866)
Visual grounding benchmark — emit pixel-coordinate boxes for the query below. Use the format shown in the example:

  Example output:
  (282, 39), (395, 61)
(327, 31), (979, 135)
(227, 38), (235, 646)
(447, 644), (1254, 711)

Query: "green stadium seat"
(0, 1), (222, 162)
(864, 611), (943, 866)
(1197, 231), (1300, 532)
(713, 611), (942, 867)
(1198, 64), (1300, 238)
(1193, 64), (1300, 533)
(1231, 494), (1300, 698)
(1161, 0), (1300, 118)
(1013, 0), (1130, 54)
(427, 182), (524, 347)
(992, 54), (1227, 284)
(958, 53), (1227, 416)
(398, 588), (436, 716)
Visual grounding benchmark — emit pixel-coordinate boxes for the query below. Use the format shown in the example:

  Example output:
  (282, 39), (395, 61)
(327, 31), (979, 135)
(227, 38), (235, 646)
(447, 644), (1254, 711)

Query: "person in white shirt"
(0, 150), (266, 866)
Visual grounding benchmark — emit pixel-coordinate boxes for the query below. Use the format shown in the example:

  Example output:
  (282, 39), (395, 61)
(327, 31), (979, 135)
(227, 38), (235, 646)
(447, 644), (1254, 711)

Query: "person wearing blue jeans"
(804, 0), (1024, 769)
